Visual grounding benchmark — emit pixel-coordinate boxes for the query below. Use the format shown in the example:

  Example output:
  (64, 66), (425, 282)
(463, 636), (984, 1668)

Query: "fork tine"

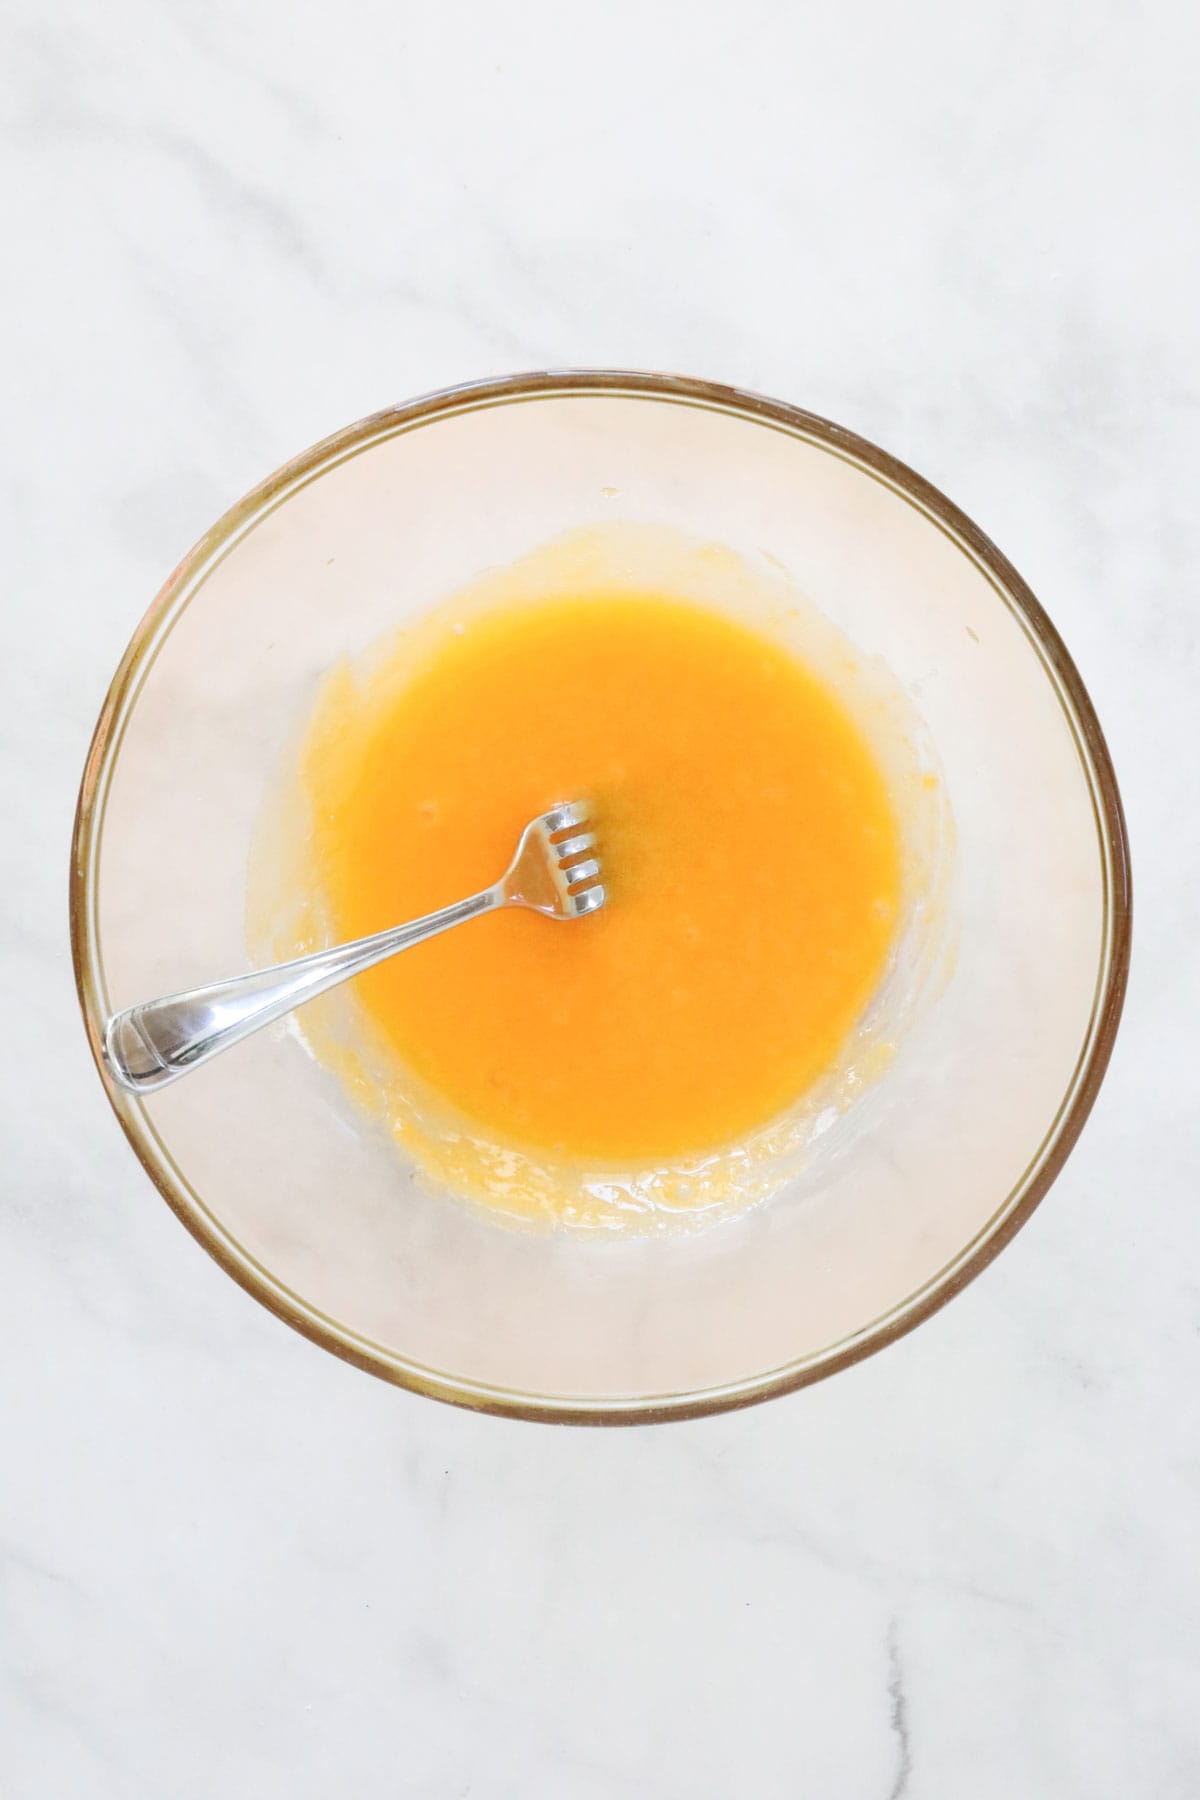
(554, 831), (595, 862)
(541, 801), (588, 836)
(508, 801), (604, 918)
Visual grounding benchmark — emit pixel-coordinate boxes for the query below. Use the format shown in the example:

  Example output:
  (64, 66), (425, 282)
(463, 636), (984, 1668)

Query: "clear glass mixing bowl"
(71, 372), (1130, 1421)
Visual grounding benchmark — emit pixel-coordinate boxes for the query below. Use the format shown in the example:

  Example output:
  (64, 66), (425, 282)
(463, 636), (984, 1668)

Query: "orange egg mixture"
(300, 591), (902, 1164)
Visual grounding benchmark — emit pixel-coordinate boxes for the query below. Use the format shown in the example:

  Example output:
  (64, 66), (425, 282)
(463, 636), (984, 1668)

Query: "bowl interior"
(74, 376), (1127, 1419)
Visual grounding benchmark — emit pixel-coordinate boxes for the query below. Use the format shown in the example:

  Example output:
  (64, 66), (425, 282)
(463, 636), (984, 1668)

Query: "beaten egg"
(298, 589), (902, 1166)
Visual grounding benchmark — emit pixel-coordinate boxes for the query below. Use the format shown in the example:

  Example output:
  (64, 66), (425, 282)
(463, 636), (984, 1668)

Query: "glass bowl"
(71, 372), (1130, 1423)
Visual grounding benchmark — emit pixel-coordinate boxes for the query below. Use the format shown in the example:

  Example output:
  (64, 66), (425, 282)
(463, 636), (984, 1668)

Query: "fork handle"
(104, 887), (500, 1095)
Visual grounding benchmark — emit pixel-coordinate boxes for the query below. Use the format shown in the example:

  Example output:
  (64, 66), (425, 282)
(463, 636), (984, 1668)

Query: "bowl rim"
(70, 368), (1132, 1424)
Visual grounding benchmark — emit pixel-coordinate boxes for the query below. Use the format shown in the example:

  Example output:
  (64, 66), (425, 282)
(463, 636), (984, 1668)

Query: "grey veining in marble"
(2, 2), (1198, 1795)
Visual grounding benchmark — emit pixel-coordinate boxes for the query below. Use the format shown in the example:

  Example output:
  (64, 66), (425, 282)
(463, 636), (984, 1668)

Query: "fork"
(103, 802), (603, 1096)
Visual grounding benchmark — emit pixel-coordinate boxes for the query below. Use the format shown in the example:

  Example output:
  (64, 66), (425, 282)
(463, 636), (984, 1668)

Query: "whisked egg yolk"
(303, 591), (901, 1162)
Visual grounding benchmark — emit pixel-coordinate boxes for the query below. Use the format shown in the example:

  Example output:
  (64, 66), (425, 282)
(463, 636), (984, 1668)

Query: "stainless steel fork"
(104, 802), (604, 1096)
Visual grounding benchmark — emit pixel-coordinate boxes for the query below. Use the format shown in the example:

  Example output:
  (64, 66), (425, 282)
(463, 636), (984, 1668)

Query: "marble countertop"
(3, 3), (1198, 1795)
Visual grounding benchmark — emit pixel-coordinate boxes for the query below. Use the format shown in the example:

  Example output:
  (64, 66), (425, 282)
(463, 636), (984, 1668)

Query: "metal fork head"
(501, 801), (605, 919)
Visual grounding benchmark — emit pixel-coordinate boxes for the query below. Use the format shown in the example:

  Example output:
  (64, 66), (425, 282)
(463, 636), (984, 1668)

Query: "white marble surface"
(2, 2), (1198, 1794)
